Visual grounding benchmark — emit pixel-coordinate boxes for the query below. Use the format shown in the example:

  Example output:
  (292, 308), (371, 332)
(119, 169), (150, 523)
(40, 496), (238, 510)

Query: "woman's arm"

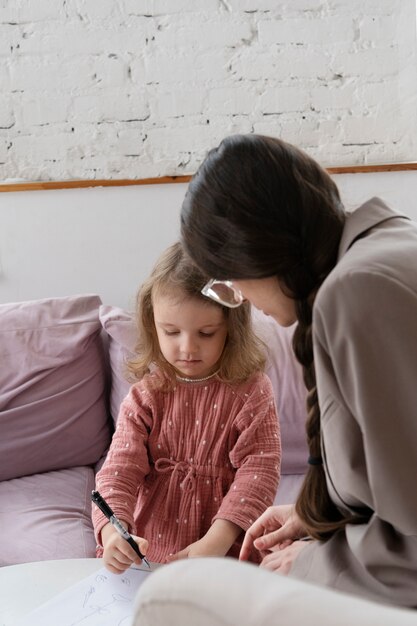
(292, 269), (417, 601)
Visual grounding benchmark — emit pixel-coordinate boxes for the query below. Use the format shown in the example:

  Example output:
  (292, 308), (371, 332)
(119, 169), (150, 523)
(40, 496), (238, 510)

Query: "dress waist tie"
(154, 458), (230, 522)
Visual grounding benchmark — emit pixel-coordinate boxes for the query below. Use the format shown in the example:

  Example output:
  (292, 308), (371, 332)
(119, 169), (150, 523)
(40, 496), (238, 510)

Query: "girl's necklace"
(176, 369), (219, 383)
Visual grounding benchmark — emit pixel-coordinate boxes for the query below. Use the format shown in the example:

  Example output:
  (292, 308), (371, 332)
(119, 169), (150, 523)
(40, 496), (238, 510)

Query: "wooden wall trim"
(327, 163), (417, 174)
(0, 175), (192, 193)
(1, 163), (417, 193)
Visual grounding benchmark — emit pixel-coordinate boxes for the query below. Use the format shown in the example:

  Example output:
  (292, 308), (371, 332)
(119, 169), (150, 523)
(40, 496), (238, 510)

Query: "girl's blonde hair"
(127, 241), (266, 387)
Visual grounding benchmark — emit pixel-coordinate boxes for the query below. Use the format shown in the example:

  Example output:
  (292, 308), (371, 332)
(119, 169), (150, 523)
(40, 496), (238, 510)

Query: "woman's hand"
(239, 504), (308, 561)
(260, 540), (310, 574)
(101, 523), (149, 574)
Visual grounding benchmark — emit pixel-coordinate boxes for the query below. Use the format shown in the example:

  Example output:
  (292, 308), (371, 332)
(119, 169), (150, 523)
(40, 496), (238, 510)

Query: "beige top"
(291, 198), (417, 608)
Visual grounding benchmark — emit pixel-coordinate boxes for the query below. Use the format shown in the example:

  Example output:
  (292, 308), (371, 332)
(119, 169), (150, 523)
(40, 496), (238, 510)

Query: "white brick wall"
(1, 0), (416, 182)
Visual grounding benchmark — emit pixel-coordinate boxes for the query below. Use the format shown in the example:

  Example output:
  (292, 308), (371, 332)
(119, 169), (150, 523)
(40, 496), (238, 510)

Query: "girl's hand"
(166, 536), (225, 562)
(239, 504), (308, 561)
(167, 519), (241, 562)
(101, 523), (149, 574)
(260, 540), (310, 574)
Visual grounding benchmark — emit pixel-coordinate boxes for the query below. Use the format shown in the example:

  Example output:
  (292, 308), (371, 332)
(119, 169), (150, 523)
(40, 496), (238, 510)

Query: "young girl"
(92, 242), (281, 573)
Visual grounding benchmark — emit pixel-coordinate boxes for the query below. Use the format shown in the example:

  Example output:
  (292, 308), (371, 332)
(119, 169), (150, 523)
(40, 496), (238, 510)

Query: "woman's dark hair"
(181, 133), (363, 540)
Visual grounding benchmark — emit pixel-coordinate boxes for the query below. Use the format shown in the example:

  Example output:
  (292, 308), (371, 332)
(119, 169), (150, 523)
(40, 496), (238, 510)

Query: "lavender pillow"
(0, 467), (96, 565)
(99, 305), (137, 425)
(251, 308), (308, 476)
(0, 294), (111, 481)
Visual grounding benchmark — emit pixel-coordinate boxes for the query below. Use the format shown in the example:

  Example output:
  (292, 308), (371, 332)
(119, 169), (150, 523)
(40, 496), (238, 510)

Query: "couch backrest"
(0, 294), (112, 481)
(251, 309), (308, 476)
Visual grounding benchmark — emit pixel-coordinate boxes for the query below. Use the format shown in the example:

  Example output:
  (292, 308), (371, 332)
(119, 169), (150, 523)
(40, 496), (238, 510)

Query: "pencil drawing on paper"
(21, 565), (151, 626)
(71, 573), (131, 626)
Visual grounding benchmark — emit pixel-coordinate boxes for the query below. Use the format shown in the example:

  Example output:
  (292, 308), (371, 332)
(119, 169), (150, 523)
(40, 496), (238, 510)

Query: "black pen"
(91, 490), (151, 569)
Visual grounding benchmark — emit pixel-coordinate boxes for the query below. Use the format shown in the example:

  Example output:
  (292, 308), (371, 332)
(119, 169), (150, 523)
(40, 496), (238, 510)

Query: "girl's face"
(232, 277), (297, 327)
(153, 292), (228, 379)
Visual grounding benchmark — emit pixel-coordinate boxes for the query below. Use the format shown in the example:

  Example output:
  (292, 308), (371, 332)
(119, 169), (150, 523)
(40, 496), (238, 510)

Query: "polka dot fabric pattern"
(92, 369), (281, 563)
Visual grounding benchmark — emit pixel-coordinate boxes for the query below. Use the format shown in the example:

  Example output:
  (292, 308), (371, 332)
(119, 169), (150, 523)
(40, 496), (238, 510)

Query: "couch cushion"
(99, 304), (137, 425)
(251, 308), (308, 477)
(0, 466), (97, 565)
(0, 294), (111, 481)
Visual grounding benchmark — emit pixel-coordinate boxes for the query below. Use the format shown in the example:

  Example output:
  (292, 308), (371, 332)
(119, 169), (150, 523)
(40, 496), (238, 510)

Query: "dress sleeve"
(292, 269), (417, 600)
(92, 384), (153, 545)
(213, 374), (281, 531)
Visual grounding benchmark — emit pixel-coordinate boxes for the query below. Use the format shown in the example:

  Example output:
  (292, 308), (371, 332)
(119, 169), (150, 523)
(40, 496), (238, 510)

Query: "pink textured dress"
(93, 369), (281, 563)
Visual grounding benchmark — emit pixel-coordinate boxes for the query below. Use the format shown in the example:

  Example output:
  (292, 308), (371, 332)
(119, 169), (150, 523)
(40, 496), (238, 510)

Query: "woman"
(135, 134), (417, 616)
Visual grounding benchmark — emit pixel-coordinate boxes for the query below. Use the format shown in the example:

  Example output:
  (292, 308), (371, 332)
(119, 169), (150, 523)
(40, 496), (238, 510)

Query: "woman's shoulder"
(318, 204), (417, 310)
(316, 256), (417, 318)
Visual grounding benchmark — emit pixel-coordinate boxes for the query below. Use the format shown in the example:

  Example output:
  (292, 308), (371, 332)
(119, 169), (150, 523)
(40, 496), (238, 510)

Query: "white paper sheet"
(16, 565), (155, 626)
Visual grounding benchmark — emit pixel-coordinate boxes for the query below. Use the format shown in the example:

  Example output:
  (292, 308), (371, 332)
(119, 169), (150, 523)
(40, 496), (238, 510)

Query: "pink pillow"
(0, 294), (112, 481)
(99, 305), (137, 425)
(0, 466), (96, 565)
(252, 309), (308, 476)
